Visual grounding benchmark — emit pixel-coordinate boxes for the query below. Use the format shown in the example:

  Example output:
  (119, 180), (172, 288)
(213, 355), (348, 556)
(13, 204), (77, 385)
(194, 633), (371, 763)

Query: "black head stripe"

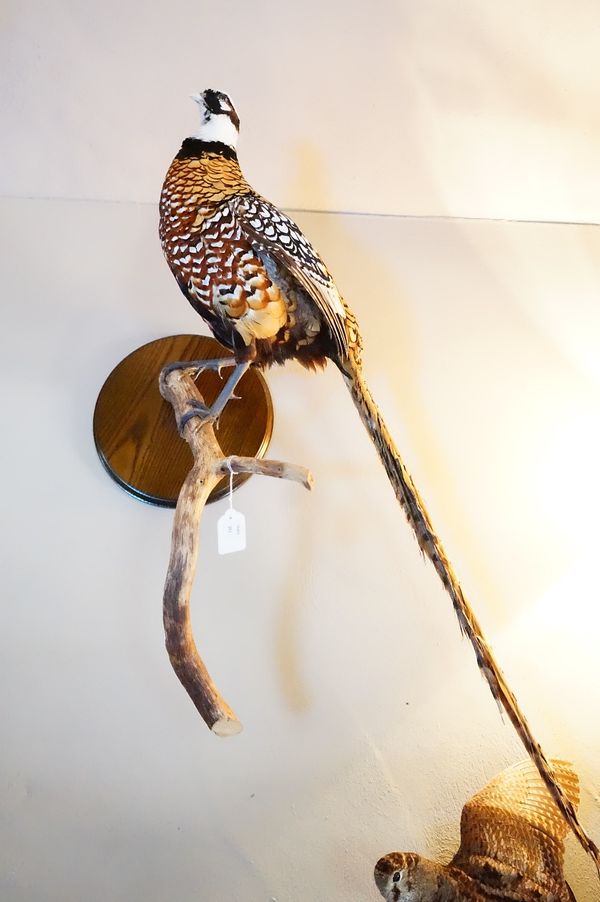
(203, 89), (222, 114)
(202, 88), (239, 130)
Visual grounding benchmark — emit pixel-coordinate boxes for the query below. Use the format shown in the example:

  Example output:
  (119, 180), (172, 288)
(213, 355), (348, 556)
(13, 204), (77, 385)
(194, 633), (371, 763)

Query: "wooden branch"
(217, 455), (314, 491)
(159, 367), (313, 736)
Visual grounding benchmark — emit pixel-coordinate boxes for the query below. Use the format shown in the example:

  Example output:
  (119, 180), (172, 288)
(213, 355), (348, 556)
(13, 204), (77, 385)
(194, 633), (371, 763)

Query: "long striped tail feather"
(344, 354), (600, 875)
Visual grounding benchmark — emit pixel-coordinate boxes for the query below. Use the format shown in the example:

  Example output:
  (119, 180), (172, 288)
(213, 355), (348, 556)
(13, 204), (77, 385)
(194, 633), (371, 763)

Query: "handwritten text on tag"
(217, 508), (246, 555)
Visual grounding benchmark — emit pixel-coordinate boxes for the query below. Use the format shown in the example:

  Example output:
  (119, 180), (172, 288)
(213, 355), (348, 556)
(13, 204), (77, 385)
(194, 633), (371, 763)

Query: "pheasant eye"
(392, 871), (401, 882)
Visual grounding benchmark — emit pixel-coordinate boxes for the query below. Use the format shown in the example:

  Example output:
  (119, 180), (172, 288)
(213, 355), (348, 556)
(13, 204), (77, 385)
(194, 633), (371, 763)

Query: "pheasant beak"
(190, 93), (204, 106)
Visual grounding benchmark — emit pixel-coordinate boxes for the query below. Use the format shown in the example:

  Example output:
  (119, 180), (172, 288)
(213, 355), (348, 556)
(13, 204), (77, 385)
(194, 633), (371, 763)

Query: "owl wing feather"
(233, 194), (349, 359)
(451, 759), (579, 895)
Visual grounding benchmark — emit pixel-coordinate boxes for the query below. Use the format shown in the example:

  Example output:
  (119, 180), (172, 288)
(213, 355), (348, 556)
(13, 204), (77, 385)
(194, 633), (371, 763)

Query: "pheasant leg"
(178, 360), (251, 432)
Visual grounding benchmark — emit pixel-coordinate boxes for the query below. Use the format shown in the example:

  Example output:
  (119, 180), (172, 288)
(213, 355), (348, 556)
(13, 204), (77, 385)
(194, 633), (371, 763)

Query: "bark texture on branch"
(159, 366), (313, 736)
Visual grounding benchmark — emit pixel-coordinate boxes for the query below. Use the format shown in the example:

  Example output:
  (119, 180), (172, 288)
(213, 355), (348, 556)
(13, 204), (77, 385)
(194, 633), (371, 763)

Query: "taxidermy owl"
(374, 759), (580, 901)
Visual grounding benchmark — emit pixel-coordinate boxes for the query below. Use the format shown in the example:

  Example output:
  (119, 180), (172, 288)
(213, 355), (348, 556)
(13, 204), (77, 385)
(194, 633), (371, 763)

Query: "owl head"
(374, 852), (448, 901)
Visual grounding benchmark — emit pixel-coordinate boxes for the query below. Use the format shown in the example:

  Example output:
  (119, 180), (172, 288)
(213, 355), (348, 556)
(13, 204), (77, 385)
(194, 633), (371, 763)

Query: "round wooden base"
(93, 334), (274, 507)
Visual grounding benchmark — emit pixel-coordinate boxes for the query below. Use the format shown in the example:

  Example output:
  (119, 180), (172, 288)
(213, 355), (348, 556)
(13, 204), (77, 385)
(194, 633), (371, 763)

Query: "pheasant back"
(159, 139), (360, 369)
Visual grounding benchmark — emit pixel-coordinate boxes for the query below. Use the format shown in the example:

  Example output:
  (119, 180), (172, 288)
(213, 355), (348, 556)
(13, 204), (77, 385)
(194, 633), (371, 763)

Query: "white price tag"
(217, 462), (246, 555)
(217, 508), (246, 555)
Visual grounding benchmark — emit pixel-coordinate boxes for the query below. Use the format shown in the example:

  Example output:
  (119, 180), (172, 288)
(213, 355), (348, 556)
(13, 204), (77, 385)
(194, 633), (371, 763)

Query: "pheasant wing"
(451, 759), (579, 895)
(233, 194), (349, 359)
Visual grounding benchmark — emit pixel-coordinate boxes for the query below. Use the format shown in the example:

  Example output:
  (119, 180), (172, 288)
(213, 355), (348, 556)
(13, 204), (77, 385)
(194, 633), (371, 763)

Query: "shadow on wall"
(274, 490), (315, 713)
(281, 140), (510, 620)
(271, 140), (500, 719)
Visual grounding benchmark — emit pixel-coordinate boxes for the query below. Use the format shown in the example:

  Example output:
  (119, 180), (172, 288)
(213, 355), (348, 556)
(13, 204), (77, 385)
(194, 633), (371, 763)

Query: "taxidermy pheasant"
(374, 759), (580, 902)
(159, 89), (599, 870)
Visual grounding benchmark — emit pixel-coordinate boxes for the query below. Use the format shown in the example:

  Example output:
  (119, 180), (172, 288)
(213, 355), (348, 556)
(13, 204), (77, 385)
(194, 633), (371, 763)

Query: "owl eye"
(392, 871), (401, 882)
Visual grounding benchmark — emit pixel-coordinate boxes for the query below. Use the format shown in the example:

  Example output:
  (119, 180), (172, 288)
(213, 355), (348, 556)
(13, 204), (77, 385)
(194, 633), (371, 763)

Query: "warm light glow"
(532, 405), (600, 561)
(502, 552), (600, 746)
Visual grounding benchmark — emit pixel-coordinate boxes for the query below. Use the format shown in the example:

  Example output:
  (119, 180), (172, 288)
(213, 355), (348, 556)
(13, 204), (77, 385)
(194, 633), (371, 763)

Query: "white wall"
(1, 196), (599, 900)
(2, 0), (600, 222)
(3, 2), (600, 899)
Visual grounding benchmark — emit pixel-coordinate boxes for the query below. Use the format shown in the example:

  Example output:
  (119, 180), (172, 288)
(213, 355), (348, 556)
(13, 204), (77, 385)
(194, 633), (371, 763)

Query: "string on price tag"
(217, 461), (246, 555)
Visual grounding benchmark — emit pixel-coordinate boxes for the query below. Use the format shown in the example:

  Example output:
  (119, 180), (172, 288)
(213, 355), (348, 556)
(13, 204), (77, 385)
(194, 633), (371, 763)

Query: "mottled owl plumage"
(375, 759), (580, 901)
